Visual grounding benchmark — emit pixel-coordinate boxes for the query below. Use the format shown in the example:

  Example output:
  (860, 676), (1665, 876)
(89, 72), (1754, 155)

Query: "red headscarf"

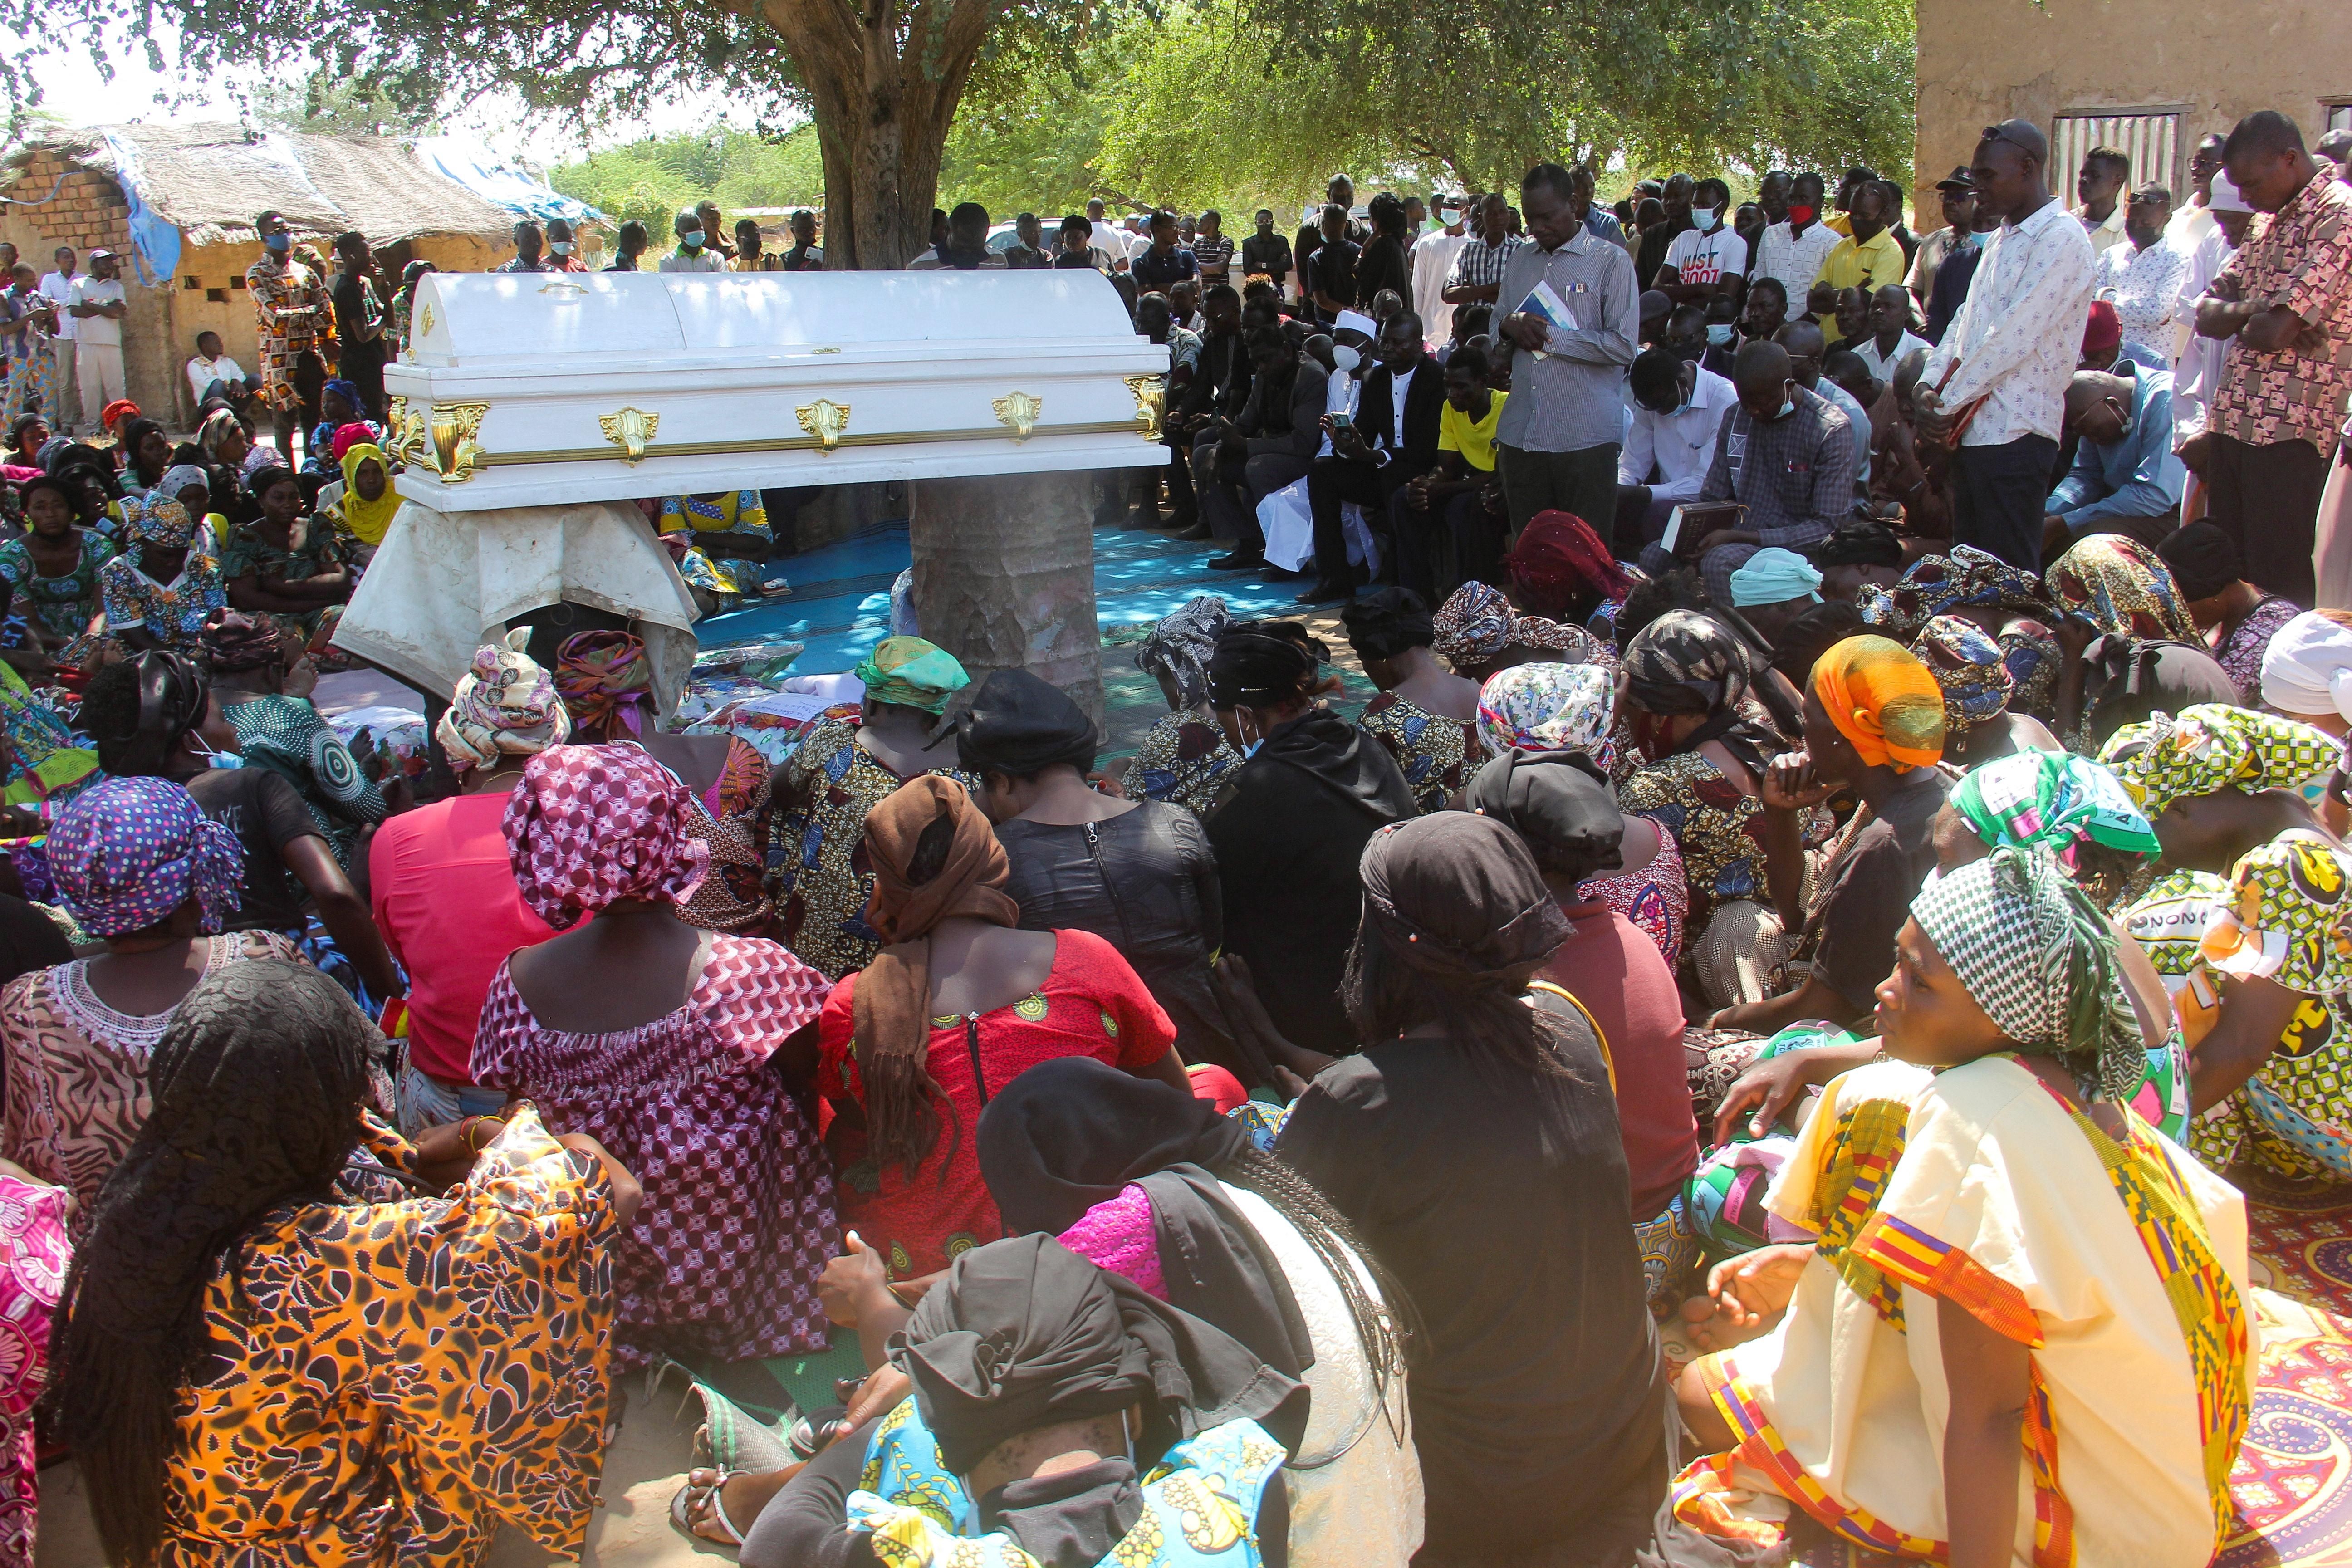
(99, 399), (141, 433)
(1503, 510), (1632, 618)
(329, 422), (377, 465)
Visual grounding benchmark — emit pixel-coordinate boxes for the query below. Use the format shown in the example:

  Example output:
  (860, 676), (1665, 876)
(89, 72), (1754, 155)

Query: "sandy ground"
(34, 1372), (738, 1568)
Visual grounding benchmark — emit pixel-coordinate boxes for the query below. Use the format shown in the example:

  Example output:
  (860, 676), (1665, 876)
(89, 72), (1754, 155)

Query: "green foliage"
(255, 72), (438, 138)
(549, 127), (826, 228)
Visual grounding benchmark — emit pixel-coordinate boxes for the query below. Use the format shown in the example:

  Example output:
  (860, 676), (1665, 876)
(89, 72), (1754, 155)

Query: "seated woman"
(1616, 609), (1788, 1009)
(1802, 519), (1906, 603)
(1908, 612), (2062, 766)
(1274, 813), (1664, 1568)
(299, 379), (378, 479)
(735, 1235), (1303, 1568)
(1342, 588), (1483, 814)
(1465, 745), (1702, 1305)
(373, 631), (571, 1134)
(815, 775), (1188, 1281)
(44, 960), (643, 1568)
(1673, 848), (2250, 1568)
(1126, 595), (1245, 818)
(155, 461), (227, 559)
(322, 431), (401, 569)
(765, 636), (977, 980)
(0, 475), (113, 677)
(195, 406), (270, 487)
(114, 416), (174, 502)
(1862, 543), (2060, 720)
(556, 628), (773, 931)
(474, 744), (837, 1371)
(88, 496), (225, 663)
(0, 776), (302, 1221)
(1431, 579), (1604, 687)
(956, 667), (1233, 1074)
(1475, 660), (1686, 965)
(659, 488), (790, 609)
(221, 465), (353, 660)
(2101, 705), (2352, 1182)
(2160, 521), (2300, 703)
(2046, 532), (2233, 744)
(202, 612), (390, 869)
(2258, 608), (2352, 740)
(1501, 507), (1634, 641)
(1203, 627), (1415, 1057)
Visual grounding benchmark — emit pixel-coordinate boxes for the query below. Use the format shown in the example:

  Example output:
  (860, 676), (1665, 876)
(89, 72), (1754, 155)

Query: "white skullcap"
(2208, 174), (2255, 216)
(1332, 309), (1379, 338)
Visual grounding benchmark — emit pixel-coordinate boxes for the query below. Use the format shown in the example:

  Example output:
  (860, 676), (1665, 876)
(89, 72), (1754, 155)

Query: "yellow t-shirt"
(1438, 389), (1507, 472)
(1812, 231), (1908, 343)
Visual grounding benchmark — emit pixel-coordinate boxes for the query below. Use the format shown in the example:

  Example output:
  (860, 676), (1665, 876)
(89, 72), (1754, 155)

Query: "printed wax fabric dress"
(1356, 691), (1482, 815)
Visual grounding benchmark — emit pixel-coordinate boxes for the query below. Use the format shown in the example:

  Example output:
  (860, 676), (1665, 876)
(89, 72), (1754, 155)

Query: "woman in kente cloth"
(1673, 848), (2251, 1568)
(736, 1235), (1309, 1568)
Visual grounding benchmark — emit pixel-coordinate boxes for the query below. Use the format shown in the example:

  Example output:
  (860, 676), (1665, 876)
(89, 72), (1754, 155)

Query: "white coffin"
(383, 270), (1172, 512)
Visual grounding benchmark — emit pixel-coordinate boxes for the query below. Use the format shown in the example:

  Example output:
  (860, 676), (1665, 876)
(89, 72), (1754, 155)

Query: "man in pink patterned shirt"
(2194, 111), (2352, 607)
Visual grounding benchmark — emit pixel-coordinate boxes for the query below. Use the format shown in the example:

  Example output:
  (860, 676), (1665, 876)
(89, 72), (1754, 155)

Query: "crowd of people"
(0, 105), (2338, 1568)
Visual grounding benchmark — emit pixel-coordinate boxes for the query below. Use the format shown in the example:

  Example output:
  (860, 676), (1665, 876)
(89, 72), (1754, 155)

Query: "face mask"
(1695, 208), (1721, 233)
(1332, 344), (1362, 374)
(1773, 398), (1796, 420)
(682, 233), (704, 250)
(1788, 204), (1817, 226)
(1706, 323), (1735, 346)
(550, 242), (573, 256)
(192, 736), (243, 770)
(263, 233), (291, 254)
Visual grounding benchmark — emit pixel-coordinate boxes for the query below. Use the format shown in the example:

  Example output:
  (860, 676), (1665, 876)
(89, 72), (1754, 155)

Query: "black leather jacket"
(996, 801), (1224, 1049)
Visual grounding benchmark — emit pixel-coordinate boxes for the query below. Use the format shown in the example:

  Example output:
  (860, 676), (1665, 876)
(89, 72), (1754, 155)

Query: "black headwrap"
(1206, 629), (1315, 710)
(1357, 813), (1571, 987)
(1805, 521), (1905, 569)
(1769, 600), (1871, 686)
(1338, 587), (1436, 662)
(44, 961), (381, 1568)
(977, 1060), (1313, 1384)
(2155, 521), (2244, 603)
(1463, 748), (1626, 885)
(948, 667), (1100, 777)
(83, 651), (209, 778)
(893, 1234), (1309, 1475)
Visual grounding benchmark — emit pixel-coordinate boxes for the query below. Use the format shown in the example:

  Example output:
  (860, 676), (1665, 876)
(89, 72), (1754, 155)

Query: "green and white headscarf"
(1951, 751), (2159, 870)
(1910, 845), (2144, 1104)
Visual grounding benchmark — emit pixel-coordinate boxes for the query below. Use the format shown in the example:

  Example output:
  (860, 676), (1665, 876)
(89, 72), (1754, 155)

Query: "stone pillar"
(908, 471), (1102, 726)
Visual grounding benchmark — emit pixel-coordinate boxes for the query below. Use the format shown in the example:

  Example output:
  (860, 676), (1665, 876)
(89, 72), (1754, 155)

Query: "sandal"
(669, 1468), (746, 1548)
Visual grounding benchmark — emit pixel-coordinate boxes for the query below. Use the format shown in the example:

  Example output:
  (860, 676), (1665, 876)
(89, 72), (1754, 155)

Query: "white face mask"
(1332, 344), (1362, 374)
(1695, 207), (1723, 234)
(549, 241), (574, 256)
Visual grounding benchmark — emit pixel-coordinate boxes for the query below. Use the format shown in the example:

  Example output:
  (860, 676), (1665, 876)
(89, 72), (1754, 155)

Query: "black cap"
(1934, 166), (1975, 192)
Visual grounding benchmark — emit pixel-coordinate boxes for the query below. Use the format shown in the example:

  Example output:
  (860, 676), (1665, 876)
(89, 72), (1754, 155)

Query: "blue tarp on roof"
(413, 136), (602, 226)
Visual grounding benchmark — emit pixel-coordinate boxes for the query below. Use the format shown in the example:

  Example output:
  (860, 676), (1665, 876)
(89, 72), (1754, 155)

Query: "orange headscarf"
(1812, 635), (1945, 772)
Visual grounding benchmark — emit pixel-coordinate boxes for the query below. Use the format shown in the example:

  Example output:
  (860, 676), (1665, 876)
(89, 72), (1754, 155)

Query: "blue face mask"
(1695, 208), (1722, 234)
(682, 232), (704, 250)
(1706, 323), (1735, 346)
(1772, 398), (1796, 420)
(194, 737), (243, 770)
(263, 233), (291, 254)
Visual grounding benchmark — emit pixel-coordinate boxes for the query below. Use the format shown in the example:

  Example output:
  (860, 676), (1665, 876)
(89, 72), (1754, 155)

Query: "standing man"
(246, 211), (331, 464)
(2092, 184), (2189, 362)
(1752, 173), (1842, 312)
(1240, 209), (1292, 293)
(603, 220), (650, 272)
(1568, 166), (1628, 248)
(1492, 162), (1641, 545)
(1906, 167), (1976, 311)
(1085, 199), (1134, 272)
(328, 231), (389, 421)
(1807, 182), (1906, 344)
(779, 211), (824, 271)
(659, 210), (726, 273)
(1294, 175), (1357, 307)
(2192, 112), (2352, 606)
(1635, 173), (1696, 289)
(1305, 204), (1361, 324)
(493, 221), (552, 273)
(35, 246), (78, 433)
(1130, 210), (1199, 294)
(695, 201), (735, 263)
(2073, 147), (2132, 257)
(66, 250), (127, 431)
(907, 202), (1006, 270)
(1192, 210), (1235, 285)
(544, 217), (590, 272)
(1658, 177), (1748, 306)
(1918, 120), (2097, 572)
(733, 218), (779, 270)
(1411, 195), (1472, 347)
(1001, 213), (1051, 269)
(1443, 193), (1522, 312)
(2167, 133), (2229, 254)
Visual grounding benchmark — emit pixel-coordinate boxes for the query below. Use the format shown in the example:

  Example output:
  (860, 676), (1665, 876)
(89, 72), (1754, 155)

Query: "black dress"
(1204, 709), (1414, 1055)
(1276, 993), (1666, 1567)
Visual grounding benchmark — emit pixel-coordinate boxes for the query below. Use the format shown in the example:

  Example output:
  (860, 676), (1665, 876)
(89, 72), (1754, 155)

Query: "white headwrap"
(2208, 174), (2254, 216)
(2259, 610), (2352, 724)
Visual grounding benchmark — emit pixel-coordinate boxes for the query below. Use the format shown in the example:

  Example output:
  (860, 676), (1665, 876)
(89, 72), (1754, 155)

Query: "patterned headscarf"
(47, 776), (244, 938)
(156, 465), (211, 509)
(854, 637), (971, 715)
(2099, 703), (2338, 818)
(195, 409), (244, 465)
(1504, 510), (1631, 617)
(1434, 583), (1518, 666)
(552, 629), (655, 738)
(1951, 751), (2160, 869)
(434, 628), (573, 771)
(1477, 663), (1616, 766)
(1134, 595), (1230, 710)
(2047, 534), (2199, 644)
(1619, 609), (1757, 717)
(1911, 846), (2145, 1104)
(502, 743), (711, 931)
(1812, 635), (1945, 772)
(1910, 614), (2013, 737)
(1866, 544), (2049, 640)
(124, 496), (197, 550)
(322, 378), (364, 412)
(199, 609), (284, 675)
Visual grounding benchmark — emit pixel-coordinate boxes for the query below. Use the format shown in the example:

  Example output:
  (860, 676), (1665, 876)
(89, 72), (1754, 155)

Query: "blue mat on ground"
(695, 518), (1373, 757)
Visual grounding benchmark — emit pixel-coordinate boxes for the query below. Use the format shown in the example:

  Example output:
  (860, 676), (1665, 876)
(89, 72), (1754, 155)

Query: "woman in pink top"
(369, 631), (572, 1132)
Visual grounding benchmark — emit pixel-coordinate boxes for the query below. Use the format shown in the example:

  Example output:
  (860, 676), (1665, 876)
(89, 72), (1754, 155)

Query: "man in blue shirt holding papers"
(1494, 163), (1642, 545)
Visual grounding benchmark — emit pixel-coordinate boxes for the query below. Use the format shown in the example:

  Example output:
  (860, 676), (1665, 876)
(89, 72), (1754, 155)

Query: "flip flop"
(669, 1469), (745, 1548)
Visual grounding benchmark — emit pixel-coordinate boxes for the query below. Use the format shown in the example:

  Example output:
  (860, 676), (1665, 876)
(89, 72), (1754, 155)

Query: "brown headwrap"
(853, 775), (1023, 1178)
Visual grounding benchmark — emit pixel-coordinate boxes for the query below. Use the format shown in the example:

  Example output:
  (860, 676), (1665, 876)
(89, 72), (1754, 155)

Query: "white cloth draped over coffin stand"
(331, 500), (699, 716)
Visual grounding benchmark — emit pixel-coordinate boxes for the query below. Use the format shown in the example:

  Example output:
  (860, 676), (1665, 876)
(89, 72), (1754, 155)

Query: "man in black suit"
(1204, 327), (1332, 570)
(1166, 283), (1254, 538)
(1296, 312), (1446, 603)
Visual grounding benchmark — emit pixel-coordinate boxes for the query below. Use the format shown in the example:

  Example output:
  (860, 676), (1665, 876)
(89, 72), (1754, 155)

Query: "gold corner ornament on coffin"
(795, 398), (852, 454)
(385, 397), (488, 484)
(598, 407), (660, 465)
(1123, 376), (1166, 440)
(993, 391), (1043, 443)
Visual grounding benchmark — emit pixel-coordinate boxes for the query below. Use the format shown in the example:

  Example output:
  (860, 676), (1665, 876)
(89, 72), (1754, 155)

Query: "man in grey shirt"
(1679, 339), (1858, 605)
(1494, 162), (1641, 544)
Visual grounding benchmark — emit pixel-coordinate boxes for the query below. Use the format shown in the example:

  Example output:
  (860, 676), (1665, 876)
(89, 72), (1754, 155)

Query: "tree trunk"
(757, 0), (998, 270)
(908, 473), (1103, 727)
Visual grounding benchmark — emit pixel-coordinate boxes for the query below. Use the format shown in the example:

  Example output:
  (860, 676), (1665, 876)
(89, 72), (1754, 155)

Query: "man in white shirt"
(1617, 346), (1738, 544)
(1658, 177), (1749, 306)
(1411, 196), (1471, 348)
(2092, 183), (2190, 361)
(1751, 172), (1842, 308)
(1084, 199), (1134, 272)
(1853, 284), (1931, 381)
(2164, 133), (2228, 254)
(2170, 173), (2256, 451)
(186, 329), (262, 416)
(1920, 120), (2097, 570)
(2072, 146), (2131, 256)
(35, 245), (78, 431)
(66, 249), (127, 427)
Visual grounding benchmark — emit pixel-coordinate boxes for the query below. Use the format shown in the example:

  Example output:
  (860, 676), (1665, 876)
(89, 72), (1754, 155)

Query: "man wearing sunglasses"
(1917, 119), (2097, 572)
